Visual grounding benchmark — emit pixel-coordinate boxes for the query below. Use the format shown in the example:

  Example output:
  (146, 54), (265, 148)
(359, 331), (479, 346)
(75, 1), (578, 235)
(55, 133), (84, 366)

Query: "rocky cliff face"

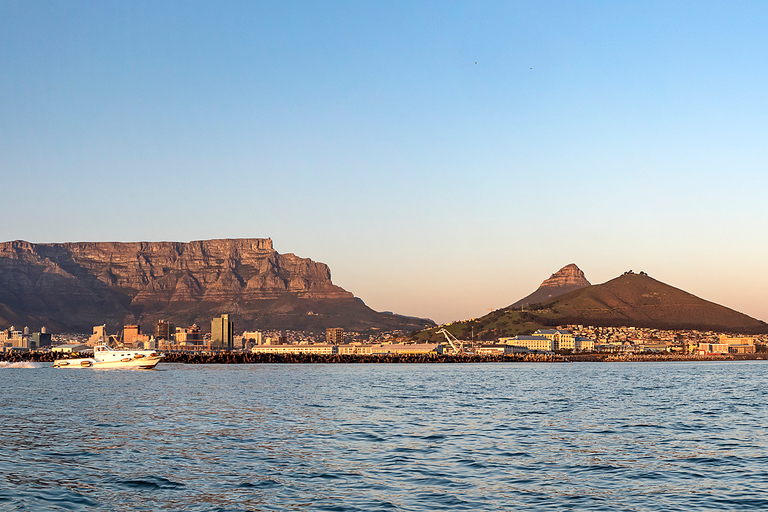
(0, 239), (433, 333)
(538, 264), (590, 290)
(510, 263), (591, 309)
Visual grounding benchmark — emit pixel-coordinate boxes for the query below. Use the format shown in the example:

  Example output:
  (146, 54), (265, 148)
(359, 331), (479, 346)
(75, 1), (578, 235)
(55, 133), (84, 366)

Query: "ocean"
(2, 361), (768, 511)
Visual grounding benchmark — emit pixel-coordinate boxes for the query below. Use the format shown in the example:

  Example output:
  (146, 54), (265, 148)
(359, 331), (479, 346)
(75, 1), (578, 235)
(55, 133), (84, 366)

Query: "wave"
(0, 361), (45, 369)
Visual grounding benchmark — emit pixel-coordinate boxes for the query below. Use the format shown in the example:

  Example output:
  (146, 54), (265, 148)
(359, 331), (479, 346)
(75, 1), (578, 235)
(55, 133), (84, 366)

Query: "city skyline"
(2, 1), (767, 325)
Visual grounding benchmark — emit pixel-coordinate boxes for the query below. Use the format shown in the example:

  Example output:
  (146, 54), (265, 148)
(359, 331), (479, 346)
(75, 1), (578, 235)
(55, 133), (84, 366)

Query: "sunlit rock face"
(0, 239), (433, 333)
(510, 263), (591, 309)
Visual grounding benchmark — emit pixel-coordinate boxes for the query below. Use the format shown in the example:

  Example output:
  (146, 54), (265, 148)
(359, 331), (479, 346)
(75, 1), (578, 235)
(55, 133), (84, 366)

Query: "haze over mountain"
(0, 239), (434, 333)
(510, 264), (591, 309)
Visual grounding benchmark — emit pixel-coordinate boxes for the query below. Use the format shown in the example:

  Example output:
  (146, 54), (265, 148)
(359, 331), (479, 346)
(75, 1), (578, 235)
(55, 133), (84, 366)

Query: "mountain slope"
(419, 271), (768, 342)
(0, 239), (434, 333)
(510, 263), (590, 309)
(534, 272), (768, 333)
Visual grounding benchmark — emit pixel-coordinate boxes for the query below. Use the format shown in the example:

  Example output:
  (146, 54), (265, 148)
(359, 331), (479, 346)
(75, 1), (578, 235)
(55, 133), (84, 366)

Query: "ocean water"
(2, 361), (768, 511)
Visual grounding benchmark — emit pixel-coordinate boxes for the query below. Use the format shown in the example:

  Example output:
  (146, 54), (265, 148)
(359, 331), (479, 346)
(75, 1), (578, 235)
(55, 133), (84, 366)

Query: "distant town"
(1, 313), (766, 358)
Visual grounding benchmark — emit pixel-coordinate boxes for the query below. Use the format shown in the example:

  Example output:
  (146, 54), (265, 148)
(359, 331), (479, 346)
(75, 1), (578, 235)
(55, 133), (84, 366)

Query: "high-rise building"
(123, 325), (141, 345)
(31, 331), (52, 349)
(175, 324), (202, 344)
(326, 327), (344, 344)
(155, 320), (174, 341)
(211, 314), (234, 350)
(242, 331), (263, 346)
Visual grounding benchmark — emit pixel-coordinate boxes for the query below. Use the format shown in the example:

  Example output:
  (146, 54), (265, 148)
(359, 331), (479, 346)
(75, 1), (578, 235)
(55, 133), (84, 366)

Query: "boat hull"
(53, 356), (164, 369)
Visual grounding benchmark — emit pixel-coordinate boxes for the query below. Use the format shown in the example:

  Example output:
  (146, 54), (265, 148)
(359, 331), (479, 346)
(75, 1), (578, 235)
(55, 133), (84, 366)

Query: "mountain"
(0, 239), (434, 333)
(510, 263), (590, 309)
(420, 269), (768, 341)
(531, 272), (768, 333)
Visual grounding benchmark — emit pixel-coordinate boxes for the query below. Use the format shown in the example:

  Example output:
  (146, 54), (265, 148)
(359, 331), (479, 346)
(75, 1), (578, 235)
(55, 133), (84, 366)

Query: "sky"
(2, 0), (768, 325)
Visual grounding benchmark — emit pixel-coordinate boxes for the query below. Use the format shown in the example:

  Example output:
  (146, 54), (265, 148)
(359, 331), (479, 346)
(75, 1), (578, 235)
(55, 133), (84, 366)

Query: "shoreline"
(3, 351), (767, 364)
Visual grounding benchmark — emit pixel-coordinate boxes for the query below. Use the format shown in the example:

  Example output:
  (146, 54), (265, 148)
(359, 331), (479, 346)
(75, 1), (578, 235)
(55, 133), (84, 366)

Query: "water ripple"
(2, 362), (768, 510)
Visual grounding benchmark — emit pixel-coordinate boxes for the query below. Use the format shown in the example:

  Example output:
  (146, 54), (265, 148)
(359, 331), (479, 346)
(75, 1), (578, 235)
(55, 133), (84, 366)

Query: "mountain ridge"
(418, 269), (768, 342)
(510, 263), (591, 309)
(0, 238), (434, 333)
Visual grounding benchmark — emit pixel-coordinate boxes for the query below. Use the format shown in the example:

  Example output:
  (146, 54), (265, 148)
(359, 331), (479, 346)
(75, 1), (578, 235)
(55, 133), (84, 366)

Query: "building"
(476, 344), (516, 355)
(574, 337), (595, 351)
(500, 335), (553, 352)
(534, 329), (575, 351)
(251, 344), (336, 355)
(729, 344), (756, 354)
(1, 328), (25, 348)
(87, 325), (107, 347)
(719, 335), (755, 346)
(326, 327), (344, 344)
(175, 324), (202, 344)
(211, 314), (234, 350)
(242, 331), (263, 346)
(155, 320), (174, 341)
(698, 343), (730, 355)
(123, 325), (141, 345)
(31, 331), (52, 349)
(371, 343), (444, 355)
(336, 343), (374, 355)
(51, 344), (90, 353)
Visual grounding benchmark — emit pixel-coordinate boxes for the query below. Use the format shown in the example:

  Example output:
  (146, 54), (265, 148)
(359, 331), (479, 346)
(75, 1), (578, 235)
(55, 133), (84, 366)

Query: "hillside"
(0, 239), (434, 333)
(417, 271), (768, 342)
(510, 263), (590, 309)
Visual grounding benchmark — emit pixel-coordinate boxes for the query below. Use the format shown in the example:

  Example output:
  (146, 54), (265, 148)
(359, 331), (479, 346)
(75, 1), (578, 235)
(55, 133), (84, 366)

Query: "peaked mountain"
(0, 239), (434, 333)
(424, 270), (768, 341)
(532, 272), (768, 333)
(510, 263), (591, 309)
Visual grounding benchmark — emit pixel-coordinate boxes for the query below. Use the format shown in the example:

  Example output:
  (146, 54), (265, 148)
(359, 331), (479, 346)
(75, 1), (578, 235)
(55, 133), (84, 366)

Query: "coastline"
(3, 351), (767, 365)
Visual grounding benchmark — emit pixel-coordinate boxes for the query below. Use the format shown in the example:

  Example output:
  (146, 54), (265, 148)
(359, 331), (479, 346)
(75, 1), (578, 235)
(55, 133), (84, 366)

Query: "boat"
(53, 343), (164, 369)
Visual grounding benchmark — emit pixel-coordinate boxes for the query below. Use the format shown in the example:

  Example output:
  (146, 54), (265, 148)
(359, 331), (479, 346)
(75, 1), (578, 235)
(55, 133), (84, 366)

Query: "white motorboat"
(53, 343), (164, 369)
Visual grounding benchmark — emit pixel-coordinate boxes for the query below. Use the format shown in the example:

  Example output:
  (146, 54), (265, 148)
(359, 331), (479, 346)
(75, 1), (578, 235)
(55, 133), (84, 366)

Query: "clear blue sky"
(2, 0), (767, 325)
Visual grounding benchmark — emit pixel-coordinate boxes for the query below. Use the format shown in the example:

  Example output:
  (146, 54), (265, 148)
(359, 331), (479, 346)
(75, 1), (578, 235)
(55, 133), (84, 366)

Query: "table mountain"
(0, 239), (434, 333)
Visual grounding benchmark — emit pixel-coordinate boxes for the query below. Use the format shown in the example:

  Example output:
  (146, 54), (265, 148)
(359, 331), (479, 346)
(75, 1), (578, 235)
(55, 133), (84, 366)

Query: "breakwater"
(2, 350), (766, 364)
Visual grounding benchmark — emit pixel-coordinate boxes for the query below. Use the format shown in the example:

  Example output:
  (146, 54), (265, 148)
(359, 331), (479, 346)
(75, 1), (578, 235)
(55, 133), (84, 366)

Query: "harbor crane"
(435, 328), (467, 355)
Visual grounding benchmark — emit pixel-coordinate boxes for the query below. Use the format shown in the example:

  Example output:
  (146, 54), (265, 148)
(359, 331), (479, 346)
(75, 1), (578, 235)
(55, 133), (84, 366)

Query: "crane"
(435, 328), (466, 354)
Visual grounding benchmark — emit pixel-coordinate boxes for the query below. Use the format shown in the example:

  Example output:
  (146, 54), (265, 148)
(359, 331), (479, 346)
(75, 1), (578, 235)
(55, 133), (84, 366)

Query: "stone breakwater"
(162, 352), (567, 364)
(3, 351), (767, 364)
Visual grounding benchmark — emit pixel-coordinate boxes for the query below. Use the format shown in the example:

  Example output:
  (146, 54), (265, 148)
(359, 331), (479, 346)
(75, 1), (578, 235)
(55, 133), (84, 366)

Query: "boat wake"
(0, 361), (44, 369)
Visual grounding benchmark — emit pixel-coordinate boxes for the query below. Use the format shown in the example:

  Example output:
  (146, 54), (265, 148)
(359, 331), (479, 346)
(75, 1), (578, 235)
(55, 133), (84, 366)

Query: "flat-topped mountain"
(510, 263), (590, 309)
(0, 239), (434, 333)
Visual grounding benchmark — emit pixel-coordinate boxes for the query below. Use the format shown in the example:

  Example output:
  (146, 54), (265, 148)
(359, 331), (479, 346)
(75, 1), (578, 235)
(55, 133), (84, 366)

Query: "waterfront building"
(534, 329), (575, 350)
(371, 343), (444, 355)
(326, 327), (344, 344)
(476, 344), (517, 355)
(698, 343), (730, 355)
(337, 343), (373, 355)
(87, 325), (106, 347)
(574, 337), (595, 351)
(251, 344), (336, 355)
(51, 344), (90, 353)
(211, 314), (234, 350)
(719, 335), (755, 346)
(500, 335), (553, 352)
